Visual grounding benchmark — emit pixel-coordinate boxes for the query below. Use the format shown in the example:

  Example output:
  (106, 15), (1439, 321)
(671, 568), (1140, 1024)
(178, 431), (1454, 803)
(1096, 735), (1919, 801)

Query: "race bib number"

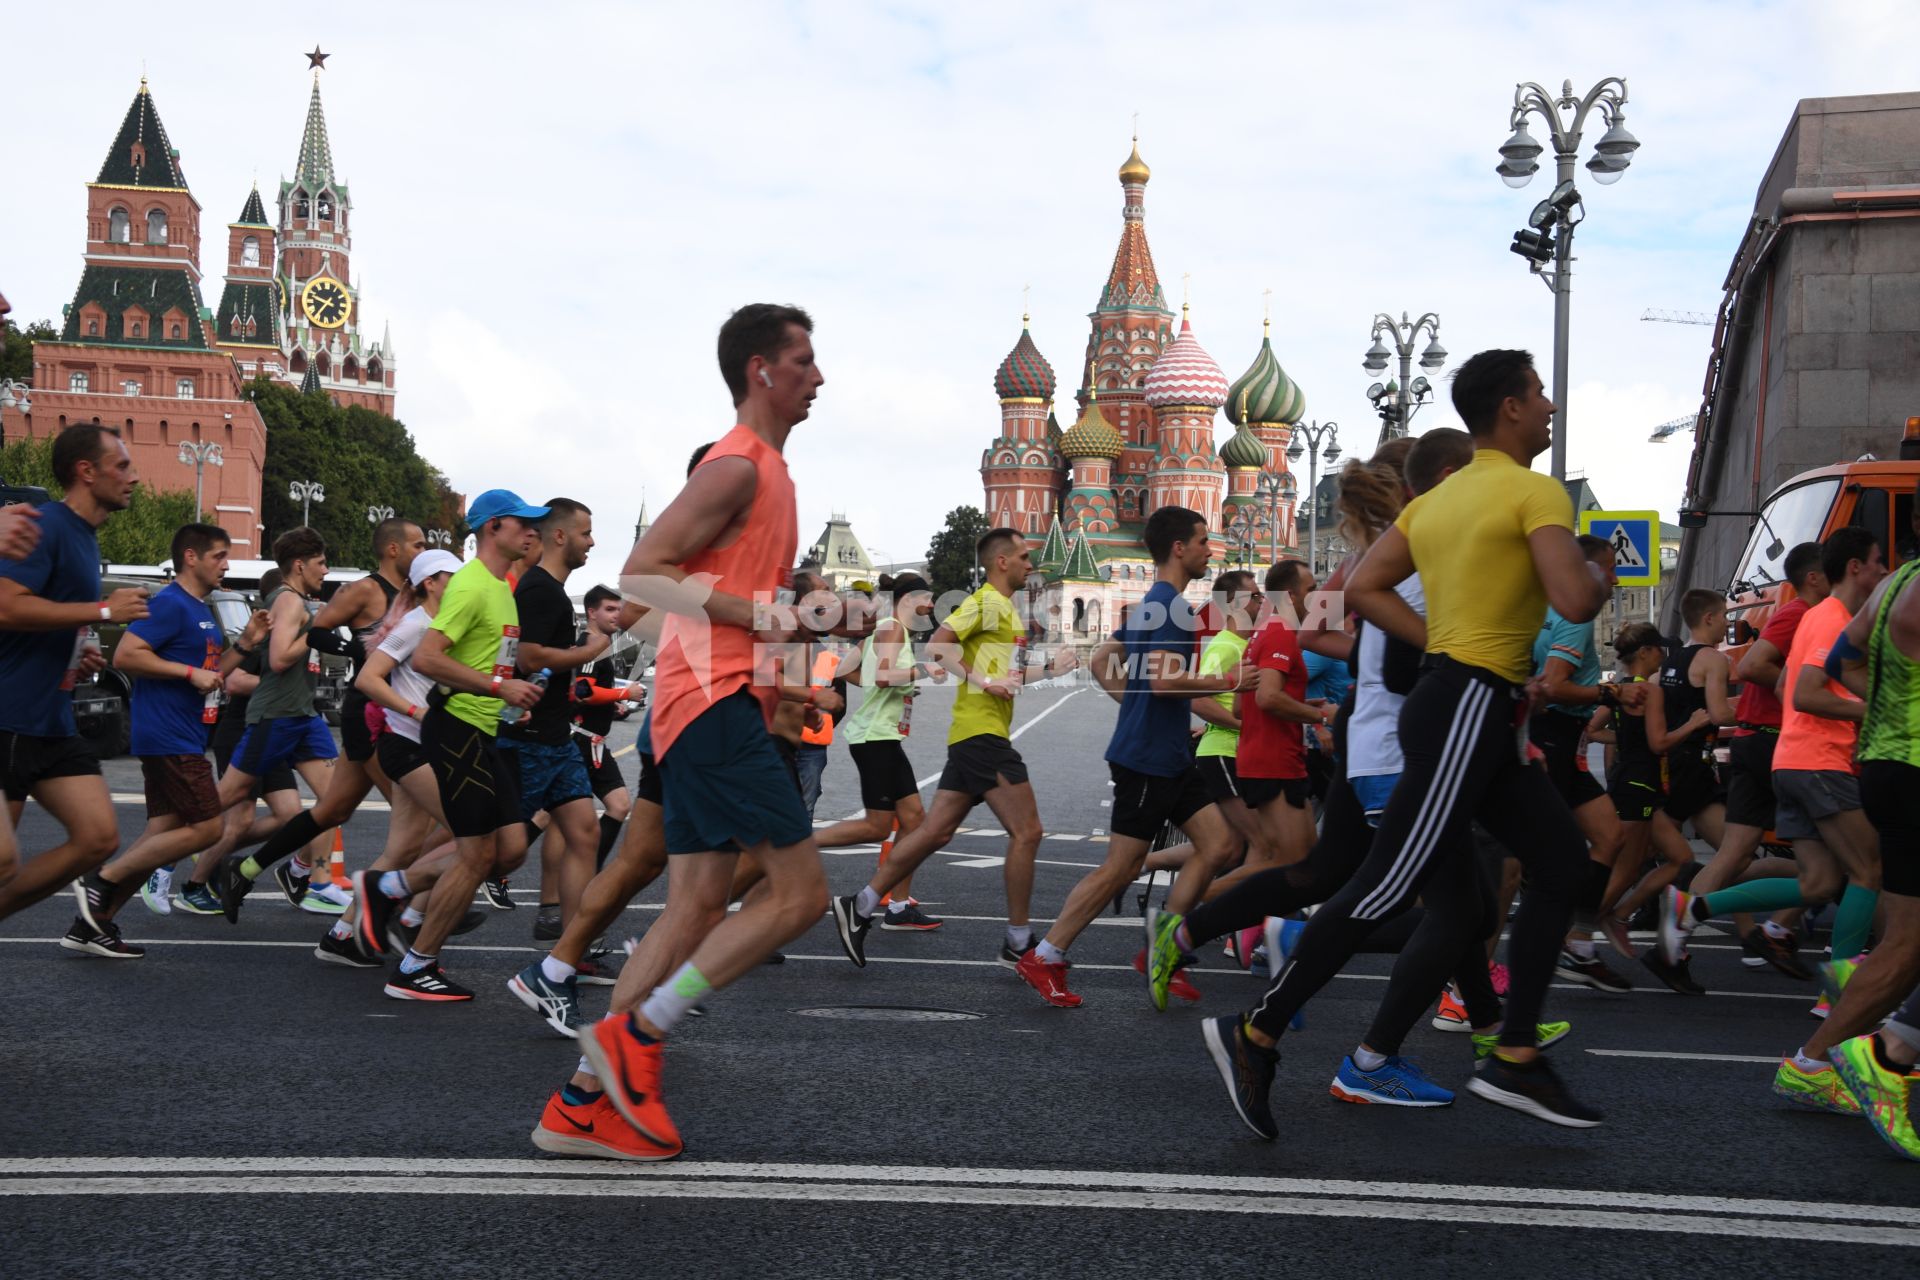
(493, 625), (521, 682)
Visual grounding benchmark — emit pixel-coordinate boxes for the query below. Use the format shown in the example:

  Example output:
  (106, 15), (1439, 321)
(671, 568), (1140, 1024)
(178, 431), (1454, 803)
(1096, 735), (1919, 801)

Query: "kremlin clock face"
(300, 276), (350, 329)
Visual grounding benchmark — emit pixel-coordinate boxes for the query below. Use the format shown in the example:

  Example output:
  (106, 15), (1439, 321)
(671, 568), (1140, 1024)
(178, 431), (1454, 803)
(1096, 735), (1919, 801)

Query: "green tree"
(1, 317), (57, 383)
(923, 504), (989, 598)
(0, 434), (198, 564)
(252, 378), (466, 568)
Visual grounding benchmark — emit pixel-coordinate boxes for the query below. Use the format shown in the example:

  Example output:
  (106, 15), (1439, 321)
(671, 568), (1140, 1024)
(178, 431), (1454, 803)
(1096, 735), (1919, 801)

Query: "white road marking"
(946, 857), (1006, 868)
(1586, 1050), (1779, 1064)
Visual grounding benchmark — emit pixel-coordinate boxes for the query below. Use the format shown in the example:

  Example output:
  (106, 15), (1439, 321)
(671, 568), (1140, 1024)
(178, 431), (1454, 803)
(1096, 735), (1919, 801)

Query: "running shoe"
(576, 953), (620, 986)
(72, 873), (110, 933)
(1134, 945), (1200, 1007)
(1014, 950), (1081, 1008)
(1810, 994), (1831, 1020)
(272, 862), (311, 909)
(1264, 916), (1308, 1031)
(998, 936), (1036, 966)
(1247, 945), (1270, 980)
(1145, 911), (1185, 1012)
(140, 869), (174, 916)
(1431, 987), (1471, 1032)
(531, 1086), (681, 1161)
(1656, 885), (1695, 965)
(879, 903), (944, 931)
(383, 961), (474, 1002)
(1201, 1014), (1278, 1139)
(211, 854), (253, 925)
(1330, 1055), (1454, 1107)
(1821, 956), (1860, 1004)
(1641, 951), (1706, 996)
(1742, 929), (1811, 980)
(300, 880), (351, 916)
(1472, 1021), (1572, 1061)
(1231, 925), (1263, 971)
(354, 870), (400, 957)
(1829, 1035), (1920, 1161)
(1465, 1053), (1603, 1128)
(1771, 1056), (1861, 1115)
(483, 876), (516, 910)
(576, 1015), (683, 1148)
(828, 894), (872, 968)
(175, 882), (223, 915)
(59, 918), (143, 959)
(1599, 916), (1636, 960)
(508, 961), (583, 1037)
(1557, 948), (1632, 994)
(387, 918), (420, 955)
(314, 929), (380, 968)
(1488, 962), (1510, 997)
(533, 908), (562, 942)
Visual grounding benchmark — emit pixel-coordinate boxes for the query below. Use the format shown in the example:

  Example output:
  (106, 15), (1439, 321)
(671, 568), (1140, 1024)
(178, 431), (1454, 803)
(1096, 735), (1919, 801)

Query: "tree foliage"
(1, 317), (58, 384)
(0, 433), (198, 564)
(253, 378), (465, 568)
(924, 504), (989, 598)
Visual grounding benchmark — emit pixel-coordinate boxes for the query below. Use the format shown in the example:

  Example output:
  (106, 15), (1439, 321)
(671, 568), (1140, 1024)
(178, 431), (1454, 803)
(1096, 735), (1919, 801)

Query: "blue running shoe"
(1329, 1055), (1455, 1107)
(1260, 916), (1307, 1030)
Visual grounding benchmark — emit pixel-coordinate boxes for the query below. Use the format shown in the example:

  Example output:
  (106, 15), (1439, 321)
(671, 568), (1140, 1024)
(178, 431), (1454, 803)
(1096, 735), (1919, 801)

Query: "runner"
(67, 524), (266, 953)
(569, 584), (640, 872)
(1201, 349), (1610, 1134)
(1188, 569), (1263, 907)
(0, 425), (149, 927)
(547, 303), (827, 1161)
(1643, 587), (1735, 848)
(207, 528), (343, 920)
(826, 527), (1074, 970)
(0, 498), (39, 897)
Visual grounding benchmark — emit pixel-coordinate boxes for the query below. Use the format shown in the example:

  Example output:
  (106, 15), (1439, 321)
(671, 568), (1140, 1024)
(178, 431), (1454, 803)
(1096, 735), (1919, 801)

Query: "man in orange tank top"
(540, 304), (830, 1162)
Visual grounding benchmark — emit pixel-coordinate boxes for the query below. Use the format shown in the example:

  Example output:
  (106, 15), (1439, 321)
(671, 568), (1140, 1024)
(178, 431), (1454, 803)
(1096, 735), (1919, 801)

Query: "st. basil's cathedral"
(981, 137), (1308, 645)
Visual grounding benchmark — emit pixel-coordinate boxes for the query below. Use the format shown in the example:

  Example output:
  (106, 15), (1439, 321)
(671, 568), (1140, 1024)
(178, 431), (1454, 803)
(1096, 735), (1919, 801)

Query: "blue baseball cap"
(466, 489), (550, 526)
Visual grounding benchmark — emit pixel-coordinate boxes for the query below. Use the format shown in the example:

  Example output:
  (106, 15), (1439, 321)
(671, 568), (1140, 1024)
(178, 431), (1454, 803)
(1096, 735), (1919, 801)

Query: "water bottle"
(501, 667), (551, 725)
(897, 688), (916, 738)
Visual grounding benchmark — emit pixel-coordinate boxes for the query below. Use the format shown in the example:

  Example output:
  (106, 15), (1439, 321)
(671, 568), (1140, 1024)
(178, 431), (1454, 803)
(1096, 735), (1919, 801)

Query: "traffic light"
(1510, 228), (1556, 264)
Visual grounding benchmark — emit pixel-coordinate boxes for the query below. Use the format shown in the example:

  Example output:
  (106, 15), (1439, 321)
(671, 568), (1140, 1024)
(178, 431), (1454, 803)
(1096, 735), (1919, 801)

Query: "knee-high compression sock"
(1694, 877), (1808, 921)
(239, 810), (323, 880)
(596, 814), (622, 868)
(1831, 884), (1880, 960)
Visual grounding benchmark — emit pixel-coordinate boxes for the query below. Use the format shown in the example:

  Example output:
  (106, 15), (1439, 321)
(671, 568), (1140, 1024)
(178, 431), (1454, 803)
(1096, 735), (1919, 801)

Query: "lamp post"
(1362, 312), (1447, 444)
(289, 479), (324, 527)
(1496, 77), (1640, 482)
(0, 378), (31, 418)
(1287, 422), (1340, 576)
(177, 440), (224, 522)
(367, 504), (395, 525)
(425, 528), (453, 549)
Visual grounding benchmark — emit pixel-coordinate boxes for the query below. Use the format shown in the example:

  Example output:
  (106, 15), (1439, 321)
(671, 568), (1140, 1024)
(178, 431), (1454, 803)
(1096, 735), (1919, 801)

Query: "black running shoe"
(383, 961), (474, 1002)
(829, 895), (872, 968)
(450, 908), (487, 936)
(483, 877), (516, 910)
(1557, 948), (1632, 994)
(1641, 951), (1707, 996)
(212, 855), (253, 925)
(1742, 929), (1812, 980)
(533, 908), (561, 942)
(353, 869), (399, 957)
(314, 929), (380, 968)
(60, 918), (144, 959)
(879, 902), (943, 931)
(388, 918), (420, 956)
(999, 937), (1036, 966)
(272, 862), (310, 909)
(71, 873), (111, 933)
(1201, 1015), (1278, 1140)
(1465, 1053), (1603, 1128)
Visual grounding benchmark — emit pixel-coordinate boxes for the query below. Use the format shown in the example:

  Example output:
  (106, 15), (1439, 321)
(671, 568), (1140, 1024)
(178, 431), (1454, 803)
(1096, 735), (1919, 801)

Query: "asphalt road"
(3, 679), (1916, 1277)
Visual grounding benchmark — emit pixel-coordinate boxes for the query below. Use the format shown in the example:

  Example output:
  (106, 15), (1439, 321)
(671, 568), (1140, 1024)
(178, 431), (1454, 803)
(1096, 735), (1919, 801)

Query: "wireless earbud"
(758, 369), (774, 389)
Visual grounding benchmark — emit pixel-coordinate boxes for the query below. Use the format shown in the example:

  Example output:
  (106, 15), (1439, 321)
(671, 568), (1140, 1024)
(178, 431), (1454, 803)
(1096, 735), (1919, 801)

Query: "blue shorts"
(500, 736), (593, 819)
(1350, 772), (1401, 828)
(232, 715), (337, 778)
(658, 690), (812, 856)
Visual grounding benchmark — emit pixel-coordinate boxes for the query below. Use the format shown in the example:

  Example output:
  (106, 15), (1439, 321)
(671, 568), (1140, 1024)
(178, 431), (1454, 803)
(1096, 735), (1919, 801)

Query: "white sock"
(1352, 1046), (1388, 1072)
(886, 900), (908, 916)
(1762, 920), (1792, 941)
(541, 955), (576, 984)
(576, 1055), (597, 1079)
(399, 949), (433, 975)
(400, 906), (426, 927)
(1793, 1047), (1827, 1072)
(328, 920), (353, 940)
(637, 962), (711, 1036)
(288, 858), (312, 879)
(1566, 935), (1596, 959)
(378, 870), (409, 899)
(855, 886), (881, 918)
(1007, 924), (1033, 952)
(1035, 940), (1067, 965)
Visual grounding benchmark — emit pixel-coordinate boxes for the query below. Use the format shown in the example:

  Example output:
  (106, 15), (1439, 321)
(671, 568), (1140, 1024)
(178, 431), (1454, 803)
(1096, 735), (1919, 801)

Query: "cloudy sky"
(6, 1), (1914, 590)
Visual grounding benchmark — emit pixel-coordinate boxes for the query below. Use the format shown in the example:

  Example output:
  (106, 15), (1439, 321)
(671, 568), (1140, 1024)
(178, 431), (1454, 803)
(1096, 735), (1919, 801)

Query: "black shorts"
(423, 706), (524, 839)
(574, 736), (627, 801)
(1663, 746), (1725, 823)
(1530, 711), (1606, 809)
(1611, 770), (1664, 822)
(139, 753), (221, 824)
(1724, 731), (1779, 828)
(376, 730), (429, 782)
(636, 749), (662, 806)
(1109, 762), (1212, 840)
(213, 734), (296, 797)
(0, 730), (100, 797)
(1241, 774), (1310, 812)
(772, 735), (804, 795)
(1195, 754), (1241, 805)
(848, 739), (917, 811)
(1861, 759), (1920, 898)
(938, 734), (1028, 803)
(340, 688), (376, 764)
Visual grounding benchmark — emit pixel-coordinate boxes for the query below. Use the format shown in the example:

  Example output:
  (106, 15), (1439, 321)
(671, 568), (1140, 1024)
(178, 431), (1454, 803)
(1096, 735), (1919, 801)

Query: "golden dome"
(1119, 138), (1150, 185)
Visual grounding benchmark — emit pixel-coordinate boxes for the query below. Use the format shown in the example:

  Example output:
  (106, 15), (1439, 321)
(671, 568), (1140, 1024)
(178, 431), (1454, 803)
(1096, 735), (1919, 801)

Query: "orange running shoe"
(531, 1086), (682, 1161)
(1014, 950), (1082, 1007)
(575, 1016), (683, 1148)
(1431, 986), (1471, 1032)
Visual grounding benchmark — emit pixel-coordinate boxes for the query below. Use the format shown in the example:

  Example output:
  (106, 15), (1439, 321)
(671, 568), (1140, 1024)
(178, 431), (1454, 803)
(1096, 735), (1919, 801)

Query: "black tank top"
(1660, 641), (1714, 760)
(1613, 681), (1658, 779)
(345, 573), (403, 668)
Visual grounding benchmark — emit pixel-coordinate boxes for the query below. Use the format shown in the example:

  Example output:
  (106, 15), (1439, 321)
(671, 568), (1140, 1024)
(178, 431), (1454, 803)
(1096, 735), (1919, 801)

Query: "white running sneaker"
(140, 868), (174, 916)
(300, 880), (353, 915)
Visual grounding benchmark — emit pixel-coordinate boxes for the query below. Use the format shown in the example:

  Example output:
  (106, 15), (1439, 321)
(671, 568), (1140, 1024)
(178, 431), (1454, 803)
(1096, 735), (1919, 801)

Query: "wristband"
(99, 604), (112, 623)
(490, 675), (504, 696)
(232, 640), (254, 656)
(406, 703), (421, 720)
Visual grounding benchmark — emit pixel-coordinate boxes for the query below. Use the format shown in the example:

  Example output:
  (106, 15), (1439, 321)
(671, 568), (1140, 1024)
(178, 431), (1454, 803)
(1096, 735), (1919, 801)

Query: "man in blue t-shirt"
(1017, 505), (1252, 1009)
(0, 425), (150, 931)
(66, 524), (266, 953)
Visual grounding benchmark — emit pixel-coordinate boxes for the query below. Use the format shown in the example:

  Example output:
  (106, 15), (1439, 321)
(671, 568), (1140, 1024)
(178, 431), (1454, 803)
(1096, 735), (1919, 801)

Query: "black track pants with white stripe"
(1248, 659), (1586, 1048)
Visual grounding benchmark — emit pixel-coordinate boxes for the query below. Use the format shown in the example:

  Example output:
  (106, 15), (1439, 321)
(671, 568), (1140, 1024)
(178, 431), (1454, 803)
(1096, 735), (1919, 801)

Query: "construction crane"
(1648, 414), (1695, 443)
(1641, 308), (1713, 325)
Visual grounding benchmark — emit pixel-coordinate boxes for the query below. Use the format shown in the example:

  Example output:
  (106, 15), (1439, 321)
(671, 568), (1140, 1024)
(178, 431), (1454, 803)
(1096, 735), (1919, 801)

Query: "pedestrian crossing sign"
(1579, 510), (1659, 588)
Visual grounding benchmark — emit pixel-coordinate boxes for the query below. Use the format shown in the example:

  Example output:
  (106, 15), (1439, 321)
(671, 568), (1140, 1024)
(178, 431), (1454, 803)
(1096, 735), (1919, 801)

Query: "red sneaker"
(1131, 948), (1201, 1003)
(1488, 962), (1510, 997)
(531, 1087), (682, 1161)
(575, 1016), (682, 1147)
(1015, 950), (1082, 1008)
(1431, 986), (1471, 1032)
(1234, 926), (1263, 970)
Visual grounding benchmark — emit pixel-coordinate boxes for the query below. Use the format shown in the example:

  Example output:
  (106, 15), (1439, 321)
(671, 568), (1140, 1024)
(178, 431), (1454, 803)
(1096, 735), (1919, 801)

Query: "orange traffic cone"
(325, 829), (346, 887)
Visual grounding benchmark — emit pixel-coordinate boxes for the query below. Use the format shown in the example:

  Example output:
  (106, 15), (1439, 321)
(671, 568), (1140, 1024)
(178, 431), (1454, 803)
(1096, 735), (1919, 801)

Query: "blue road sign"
(1579, 510), (1660, 588)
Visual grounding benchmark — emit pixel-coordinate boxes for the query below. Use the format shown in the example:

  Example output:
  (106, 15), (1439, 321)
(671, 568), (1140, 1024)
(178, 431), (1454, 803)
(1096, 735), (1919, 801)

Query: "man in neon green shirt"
(1192, 569), (1263, 858)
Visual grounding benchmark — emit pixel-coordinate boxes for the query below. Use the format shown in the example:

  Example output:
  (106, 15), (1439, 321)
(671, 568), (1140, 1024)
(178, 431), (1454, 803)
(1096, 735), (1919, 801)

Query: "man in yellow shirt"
(1202, 349), (1612, 1136)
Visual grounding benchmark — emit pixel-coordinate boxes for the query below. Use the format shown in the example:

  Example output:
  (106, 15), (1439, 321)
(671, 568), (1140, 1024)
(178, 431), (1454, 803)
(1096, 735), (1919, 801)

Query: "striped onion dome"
(1219, 421), (1268, 469)
(1224, 327), (1306, 425)
(993, 320), (1056, 400)
(1143, 311), (1230, 409)
(1058, 394), (1125, 460)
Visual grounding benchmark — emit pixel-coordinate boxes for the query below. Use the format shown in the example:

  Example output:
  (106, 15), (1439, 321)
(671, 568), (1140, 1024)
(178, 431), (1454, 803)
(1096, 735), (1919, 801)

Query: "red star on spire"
(306, 46), (330, 70)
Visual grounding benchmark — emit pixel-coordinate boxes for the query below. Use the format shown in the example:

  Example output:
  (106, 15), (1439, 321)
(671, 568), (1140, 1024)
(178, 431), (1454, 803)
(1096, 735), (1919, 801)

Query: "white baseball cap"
(408, 549), (463, 586)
